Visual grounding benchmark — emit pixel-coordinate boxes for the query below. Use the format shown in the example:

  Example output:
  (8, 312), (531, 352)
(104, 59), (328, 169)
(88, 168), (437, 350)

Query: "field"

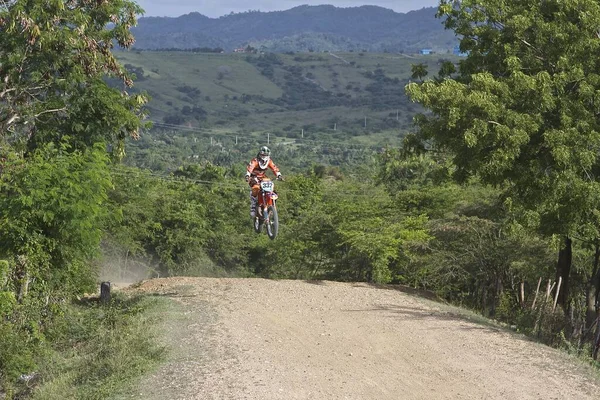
(115, 50), (461, 146)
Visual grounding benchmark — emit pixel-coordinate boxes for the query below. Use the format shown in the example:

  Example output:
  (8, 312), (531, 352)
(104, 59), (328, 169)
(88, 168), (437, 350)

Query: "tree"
(0, 143), (112, 392)
(0, 143), (111, 297)
(0, 0), (148, 156)
(0, 1), (149, 391)
(410, 63), (428, 81)
(405, 0), (600, 336)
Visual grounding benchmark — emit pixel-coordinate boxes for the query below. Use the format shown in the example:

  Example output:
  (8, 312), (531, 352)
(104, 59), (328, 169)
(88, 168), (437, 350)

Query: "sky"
(134, 0), (440, 18)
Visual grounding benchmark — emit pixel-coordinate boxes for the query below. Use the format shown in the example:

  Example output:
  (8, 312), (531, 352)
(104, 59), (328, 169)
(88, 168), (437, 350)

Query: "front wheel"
(265, 205), (279, 240)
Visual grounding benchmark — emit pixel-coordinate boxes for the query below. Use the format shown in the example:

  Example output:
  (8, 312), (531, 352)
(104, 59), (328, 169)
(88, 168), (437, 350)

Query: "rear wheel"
(266, 205), (279, 240)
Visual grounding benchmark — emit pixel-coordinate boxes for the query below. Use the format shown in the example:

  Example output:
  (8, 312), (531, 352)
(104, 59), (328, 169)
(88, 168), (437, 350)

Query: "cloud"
(135, 0), (439, 18)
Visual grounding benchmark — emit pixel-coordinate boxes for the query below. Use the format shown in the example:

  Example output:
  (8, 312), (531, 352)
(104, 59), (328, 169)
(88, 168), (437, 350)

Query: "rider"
(245, 146), (283, 217)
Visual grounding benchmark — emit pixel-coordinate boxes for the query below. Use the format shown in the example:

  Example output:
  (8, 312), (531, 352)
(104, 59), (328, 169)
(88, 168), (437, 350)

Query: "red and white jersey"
(246, 157), (280, 179)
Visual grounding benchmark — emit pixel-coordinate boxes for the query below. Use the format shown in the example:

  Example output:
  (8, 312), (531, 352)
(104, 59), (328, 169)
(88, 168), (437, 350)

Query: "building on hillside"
(420, 48), (433, 55)
(233, 45), (258, 54)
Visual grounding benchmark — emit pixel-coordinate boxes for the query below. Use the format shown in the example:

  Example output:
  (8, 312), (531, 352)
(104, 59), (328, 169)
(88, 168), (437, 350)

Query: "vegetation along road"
(128, 278), (600, 399)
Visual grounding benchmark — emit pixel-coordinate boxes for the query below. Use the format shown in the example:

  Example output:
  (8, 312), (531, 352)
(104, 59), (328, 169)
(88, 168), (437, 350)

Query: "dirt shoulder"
(127, 277), (600, 400)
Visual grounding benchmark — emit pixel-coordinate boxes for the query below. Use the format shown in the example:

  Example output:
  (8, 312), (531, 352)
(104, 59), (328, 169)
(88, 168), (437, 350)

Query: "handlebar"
(247, 176), (284, 183)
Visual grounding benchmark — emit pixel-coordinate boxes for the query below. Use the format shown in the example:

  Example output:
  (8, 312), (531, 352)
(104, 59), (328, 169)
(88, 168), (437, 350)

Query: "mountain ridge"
(131, 5), (457, 53)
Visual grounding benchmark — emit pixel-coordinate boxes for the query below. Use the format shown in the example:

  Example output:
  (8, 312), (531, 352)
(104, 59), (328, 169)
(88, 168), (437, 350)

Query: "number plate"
(260, 181), (274, 192)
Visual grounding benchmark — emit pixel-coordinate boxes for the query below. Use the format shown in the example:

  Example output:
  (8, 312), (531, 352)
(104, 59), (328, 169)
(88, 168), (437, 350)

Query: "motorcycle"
(253, 177), (280, 240)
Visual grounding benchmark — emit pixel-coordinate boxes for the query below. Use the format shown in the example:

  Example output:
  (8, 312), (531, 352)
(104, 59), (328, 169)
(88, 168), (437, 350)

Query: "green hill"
(116, 50), (458, 146)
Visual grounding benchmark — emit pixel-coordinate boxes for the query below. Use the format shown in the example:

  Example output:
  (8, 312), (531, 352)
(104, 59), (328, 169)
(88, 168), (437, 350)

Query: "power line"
(148, 120), (402, 149)
(109, 167), (384, 198)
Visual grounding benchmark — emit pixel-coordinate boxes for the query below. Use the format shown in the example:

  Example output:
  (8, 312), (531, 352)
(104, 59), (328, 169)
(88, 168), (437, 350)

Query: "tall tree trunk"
(555, 237), (572, 311)
(16, 255), (29, 303)
(490, 277), (503, 317)
(586, 242), (600, 337)
(481, 285), (488, 314)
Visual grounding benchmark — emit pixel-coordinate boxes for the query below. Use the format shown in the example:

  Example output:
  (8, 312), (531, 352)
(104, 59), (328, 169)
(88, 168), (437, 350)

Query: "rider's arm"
(268, 159), (282, 178)
(246, 159), (258, 178)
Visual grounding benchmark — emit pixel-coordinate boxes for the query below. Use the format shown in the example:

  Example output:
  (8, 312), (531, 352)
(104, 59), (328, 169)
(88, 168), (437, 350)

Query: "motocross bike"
(253, 177), (281, 240)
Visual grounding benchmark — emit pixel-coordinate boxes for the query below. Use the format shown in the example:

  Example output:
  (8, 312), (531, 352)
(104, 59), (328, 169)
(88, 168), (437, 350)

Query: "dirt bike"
(253, 177), (281, 240)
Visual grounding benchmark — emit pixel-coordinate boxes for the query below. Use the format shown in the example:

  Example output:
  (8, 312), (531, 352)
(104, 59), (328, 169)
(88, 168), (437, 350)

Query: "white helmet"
(258, 146), (270, 168)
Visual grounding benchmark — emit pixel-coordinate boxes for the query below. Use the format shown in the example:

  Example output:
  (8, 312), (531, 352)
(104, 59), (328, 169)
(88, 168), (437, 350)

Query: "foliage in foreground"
(1, 294), (167, 399)
(0, 0), (151, 396)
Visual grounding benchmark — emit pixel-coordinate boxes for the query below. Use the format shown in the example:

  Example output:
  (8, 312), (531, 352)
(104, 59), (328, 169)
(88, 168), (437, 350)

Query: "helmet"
(258, 146), (271, 162)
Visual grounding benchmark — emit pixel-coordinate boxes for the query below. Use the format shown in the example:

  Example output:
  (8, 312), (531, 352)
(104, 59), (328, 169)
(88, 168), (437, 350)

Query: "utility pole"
(210, 137), (213, 146)
(396, 109), (399, 121)
(235, 136), (238, 145)
(334, 123), (337, 131)
(364, 116), (367, 128)
(301, 129), (304, 138)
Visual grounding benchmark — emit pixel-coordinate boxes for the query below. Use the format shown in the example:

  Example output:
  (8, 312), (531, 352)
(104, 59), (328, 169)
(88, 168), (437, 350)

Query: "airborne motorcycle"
(253, 177), (281, 240)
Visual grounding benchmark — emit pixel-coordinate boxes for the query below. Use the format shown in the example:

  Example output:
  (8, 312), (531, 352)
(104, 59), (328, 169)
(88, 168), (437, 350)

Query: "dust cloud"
(98, 254), (159, 289)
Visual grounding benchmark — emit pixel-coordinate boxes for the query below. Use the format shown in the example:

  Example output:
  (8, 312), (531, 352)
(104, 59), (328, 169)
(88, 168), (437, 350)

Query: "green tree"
(0, 0), (148, 156)
(438, 60), (456, 78)
(0, 143), (112, 392)
(410, 63), (428, 82)
(1, 143), (111, 296)
(320, 180), (430, 284)
(0, 0), (148, 392)
(106, 164), (252, 277)
(252, 173), (327, 279)
(406, 0), (600, 341)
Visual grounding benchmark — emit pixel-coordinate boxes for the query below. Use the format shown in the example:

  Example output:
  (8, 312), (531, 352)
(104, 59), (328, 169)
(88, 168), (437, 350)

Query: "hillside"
(115, 50), (455, 147)
(131, 5), (458, 53)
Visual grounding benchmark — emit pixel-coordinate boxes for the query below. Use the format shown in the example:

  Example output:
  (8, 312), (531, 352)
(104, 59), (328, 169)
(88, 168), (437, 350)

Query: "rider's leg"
(250, 184), (260, 217)
(249, 192), (257, 217)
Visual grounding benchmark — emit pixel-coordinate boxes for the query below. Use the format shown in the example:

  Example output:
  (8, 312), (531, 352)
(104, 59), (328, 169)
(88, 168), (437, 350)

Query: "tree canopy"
(405, 0), (600, 336)
(0, 0), (148, 156)
(406, 0), (600, 238)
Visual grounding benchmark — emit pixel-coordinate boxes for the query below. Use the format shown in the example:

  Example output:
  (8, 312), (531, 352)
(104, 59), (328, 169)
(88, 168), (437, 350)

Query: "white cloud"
(134, 0), (439, 18)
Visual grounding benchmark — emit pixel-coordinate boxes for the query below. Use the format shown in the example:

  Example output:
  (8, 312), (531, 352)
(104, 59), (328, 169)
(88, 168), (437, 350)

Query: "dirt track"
(128, 277), (600, 400)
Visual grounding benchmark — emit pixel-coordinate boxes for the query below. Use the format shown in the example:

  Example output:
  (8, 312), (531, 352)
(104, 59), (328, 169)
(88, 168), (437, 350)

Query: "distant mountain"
(131, 5), (458, 53)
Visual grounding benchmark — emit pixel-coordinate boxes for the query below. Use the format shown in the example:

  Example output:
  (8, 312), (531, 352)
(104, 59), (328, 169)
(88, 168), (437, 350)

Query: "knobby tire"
(266, 205), (279, 240)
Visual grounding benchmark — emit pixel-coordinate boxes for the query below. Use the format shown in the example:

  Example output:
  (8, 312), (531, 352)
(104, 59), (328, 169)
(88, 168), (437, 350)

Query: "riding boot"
(250, 196), (257, 218)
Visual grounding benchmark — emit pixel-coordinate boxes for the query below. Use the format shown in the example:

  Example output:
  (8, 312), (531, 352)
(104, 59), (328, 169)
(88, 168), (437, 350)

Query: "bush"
(31, 294), (168, 400)
(0, 318), (38, 397)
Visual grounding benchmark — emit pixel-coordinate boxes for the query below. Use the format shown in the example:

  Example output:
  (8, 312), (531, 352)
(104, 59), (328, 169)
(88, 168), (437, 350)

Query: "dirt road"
(128, 277), (600, 400)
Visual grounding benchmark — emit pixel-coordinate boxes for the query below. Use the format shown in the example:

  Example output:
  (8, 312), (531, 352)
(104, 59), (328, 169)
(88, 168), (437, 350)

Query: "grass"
(29, 293), (174, 400)
(116, 51), (282, 117)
